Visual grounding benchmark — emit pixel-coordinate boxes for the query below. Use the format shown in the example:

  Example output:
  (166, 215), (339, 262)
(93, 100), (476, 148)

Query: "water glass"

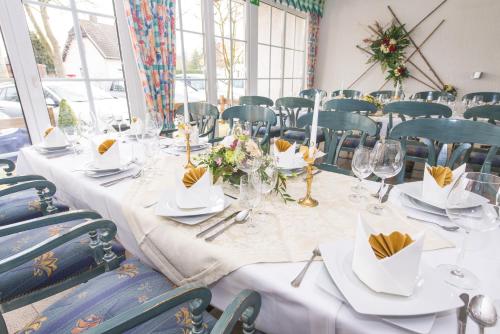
(61, 125), (79, 155)
(368, 139), (404, 215)
(350, 146), (373, 202)
(438, 172), (500, 289)
(239, 175), (262, 233)
(251, 155), (278, 216)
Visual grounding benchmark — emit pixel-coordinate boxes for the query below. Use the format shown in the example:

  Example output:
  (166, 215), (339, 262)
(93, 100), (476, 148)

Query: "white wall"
(315, 0), (500, 98)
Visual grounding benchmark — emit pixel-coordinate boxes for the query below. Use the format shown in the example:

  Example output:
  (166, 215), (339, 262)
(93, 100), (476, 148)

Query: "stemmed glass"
(239, 174), (262, 233)
(251, 155), (279, 216)
(61, 125), (79, 155)
(368, 139), (404, 215)
(113, 111), (124, 140)
(350, 146), (373, 202)
(438, 172), (500, 289)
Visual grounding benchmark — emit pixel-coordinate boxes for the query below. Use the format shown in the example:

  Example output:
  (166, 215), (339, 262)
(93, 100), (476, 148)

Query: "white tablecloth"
(16, 145), (500, 334)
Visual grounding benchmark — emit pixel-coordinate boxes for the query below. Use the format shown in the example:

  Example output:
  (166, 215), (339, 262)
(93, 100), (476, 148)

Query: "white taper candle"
(309, 92), (321, 157)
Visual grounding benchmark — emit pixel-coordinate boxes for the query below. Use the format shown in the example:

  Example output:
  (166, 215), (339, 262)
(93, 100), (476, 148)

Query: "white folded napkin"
(352, 215), (425, 296)
(422, 163), (466, 207)
(175, 168), (212, 209)
(92, 139), (121, 170)
(274, 142), (306, 169)
(43, 127), (69, 147)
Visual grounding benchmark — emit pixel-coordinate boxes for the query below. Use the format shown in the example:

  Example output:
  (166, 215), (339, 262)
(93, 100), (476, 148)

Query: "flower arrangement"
(196, 134), (293, 203)
(364, 22), (410, 86)
(361, 94), (384, 110)
(443, 84), (457, 96)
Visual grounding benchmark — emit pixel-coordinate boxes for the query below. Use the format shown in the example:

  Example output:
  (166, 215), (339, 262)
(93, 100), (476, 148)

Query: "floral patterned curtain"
(270, 0), (325, 16)
(306, 12), (321, 88)
(125, 0), (176, 127)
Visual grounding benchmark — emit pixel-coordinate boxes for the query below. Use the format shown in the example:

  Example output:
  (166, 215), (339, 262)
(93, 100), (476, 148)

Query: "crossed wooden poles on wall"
(348, 0), (449, 91)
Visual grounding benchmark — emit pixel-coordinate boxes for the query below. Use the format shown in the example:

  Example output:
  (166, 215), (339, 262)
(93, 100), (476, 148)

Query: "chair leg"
(190, 298), (208, 334)
(241, 306), (258, 334)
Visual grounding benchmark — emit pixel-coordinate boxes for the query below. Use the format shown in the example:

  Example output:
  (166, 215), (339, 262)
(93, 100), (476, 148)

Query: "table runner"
(122, 155), (453, 286)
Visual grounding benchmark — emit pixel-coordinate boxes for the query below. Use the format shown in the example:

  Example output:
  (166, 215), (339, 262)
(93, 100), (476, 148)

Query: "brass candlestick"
(184, 133), (195, 169)
(298, 162), (318, 207)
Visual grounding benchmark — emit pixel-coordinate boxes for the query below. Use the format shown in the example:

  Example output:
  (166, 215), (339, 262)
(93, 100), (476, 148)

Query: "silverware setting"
(291, 247), (321, 288)
(205, 210), (250, 242)
(143, 200), (158, 209)
(468, 295), (498, 334)
(380, 184), (394, 203)
(196, 211), (241, 238)
(100, 169), (143, 187)
(458, 293), (469, 334)
(406, 216), (460, 232)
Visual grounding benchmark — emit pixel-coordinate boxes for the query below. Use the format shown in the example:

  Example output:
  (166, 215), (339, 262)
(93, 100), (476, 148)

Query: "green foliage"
(29, 32), (55, 75)
(186, 49), (204, 74)
(57, 99), (78, 127)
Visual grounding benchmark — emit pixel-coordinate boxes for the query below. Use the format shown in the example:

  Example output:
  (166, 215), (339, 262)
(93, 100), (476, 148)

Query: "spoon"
(468, 295), (498, 334)
(406, 216), (460, 232)
(205, 210), (250, 242)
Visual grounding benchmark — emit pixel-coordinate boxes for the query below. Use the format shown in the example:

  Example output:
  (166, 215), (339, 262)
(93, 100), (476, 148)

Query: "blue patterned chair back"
(463, 105), (500, 125)
(239, 95), (274, 107)
(175, 102), (219, 140)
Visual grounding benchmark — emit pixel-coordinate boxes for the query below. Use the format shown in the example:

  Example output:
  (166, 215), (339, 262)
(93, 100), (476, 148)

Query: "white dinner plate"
(278, 167), (305, 177)
(35, 144), (71, 153)
(400, 193), (447, 217)
(83, 161), (135, 178)
(167, 196), (233, 225)
(315, 265), (436, 334)
(319, 240), (463, 316)
(155, 186), (226, 218)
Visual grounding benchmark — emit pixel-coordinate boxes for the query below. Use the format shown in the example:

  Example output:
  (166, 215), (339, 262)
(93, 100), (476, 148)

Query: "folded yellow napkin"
(299, 145), (322, 164)
(98, 139), (116, 155)
(426, 166), (453, 188)
(44, 127), (54, 137)
(182, 166), (206, 188)
(369, 232), (413, 260)
(131, 116), (139, 123)
(275, 139), (292, 152)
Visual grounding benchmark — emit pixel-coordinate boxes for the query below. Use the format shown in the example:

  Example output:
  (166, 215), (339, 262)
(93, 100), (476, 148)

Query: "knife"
(196, 211), (240, 238)
(458, 293), (469, 334)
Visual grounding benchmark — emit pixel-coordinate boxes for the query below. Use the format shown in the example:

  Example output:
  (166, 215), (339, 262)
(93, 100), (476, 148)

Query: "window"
(214, 0), (247, 103)
(22, 0), (129, 128)
(257, 2), (305, 100)
(0, 27), (30, 159)
(176, 0), (207, 103)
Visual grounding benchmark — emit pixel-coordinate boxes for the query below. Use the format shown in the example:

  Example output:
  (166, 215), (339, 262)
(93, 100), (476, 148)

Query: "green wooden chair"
(175, 102), (219, 141)
(275, 97), (318, 144)
(463, 105), (500, 125)
(324, 99), (378, 115)
(369, 90), (395, 98)
(0, 210), (125, 312)
(411, 91), (455, 102)
(0, 214), (261, 334)
(331, 89), (362, 99)
(462, 92), (500, 104)
(297, 112), (379, 174)
(239, 95), (274, 107)
(220, 105), (277, 150)
(0, 159), (15, 177)
(299, 88), (327, 100)
(389, 118), (500, 182)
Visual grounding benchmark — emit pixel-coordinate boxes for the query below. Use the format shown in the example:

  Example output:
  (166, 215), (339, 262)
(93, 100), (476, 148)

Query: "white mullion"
(267, 5), (272, 97)
(0, 0), (50, 143)
(246, 0), (257, 96)
(203, 0), (217, 105)
(280, 8), (287, 97)
(228, 0), (234, 102)
(41, 77), (124, 82)
(23, 0), (115, 19)
(69, 0), (98, 129)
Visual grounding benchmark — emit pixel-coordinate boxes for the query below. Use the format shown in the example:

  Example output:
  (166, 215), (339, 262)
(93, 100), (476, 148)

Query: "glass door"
(0, 27), (30, 160)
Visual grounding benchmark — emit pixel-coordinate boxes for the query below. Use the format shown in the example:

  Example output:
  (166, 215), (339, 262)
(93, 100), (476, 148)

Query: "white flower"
(389, 38), (397, 45)
(221, 135), (237, 148)
(380, 45), (389, 54)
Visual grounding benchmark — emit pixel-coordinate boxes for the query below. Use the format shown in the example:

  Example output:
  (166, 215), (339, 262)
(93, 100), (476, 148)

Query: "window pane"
(293, 78), (303, 95)
(257, 44), (270, 78)
(258, 3), (271, 45)
(284, 49), (293, 78)
(78, 14), (123, 79)
(232, 79), (246, 100)
(270, 7), (284, 47)
(214, 0), (230, 38)
(179, 0), (203, 33)
(183, 32), (205, 77)
(283, 79), (293, 97)
(76, 0), (115, 16)
(270, 46), (282, 78)
(217, 79), (232, 100)
(215, 37), (231, 78)
(285, 13), (295, 49)
(232, 41), (246, 79)
(0, 29), (30, 158)
(270, 79), (281, 101)
(295, 16), (306, 51)
(257, 79), (269, 97)
(176, 79), (207, 102)
(25, 4), (83, 78)
(231, 0), (246, 41)
(293, 50), (304, 78)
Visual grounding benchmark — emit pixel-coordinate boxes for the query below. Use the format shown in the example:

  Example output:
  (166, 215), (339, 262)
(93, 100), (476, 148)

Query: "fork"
(291, 248), (321, 287)
(100, 169), (143, 187)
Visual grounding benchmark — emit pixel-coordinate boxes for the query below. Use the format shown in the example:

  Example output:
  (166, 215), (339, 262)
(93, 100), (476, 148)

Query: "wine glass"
(239, 174), (262, 233)
(61, 125), (79, 155)
(236, 138), (263, 174)
(251, 155), (278, 216)
(437, 172), (500, 289)
(350, 146), (373, 202)
(113, 111), (124, 139)
(368, 139), (404, 215)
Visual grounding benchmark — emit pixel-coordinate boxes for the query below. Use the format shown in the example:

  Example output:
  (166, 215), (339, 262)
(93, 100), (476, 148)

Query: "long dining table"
(16, 141), (500, 334)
